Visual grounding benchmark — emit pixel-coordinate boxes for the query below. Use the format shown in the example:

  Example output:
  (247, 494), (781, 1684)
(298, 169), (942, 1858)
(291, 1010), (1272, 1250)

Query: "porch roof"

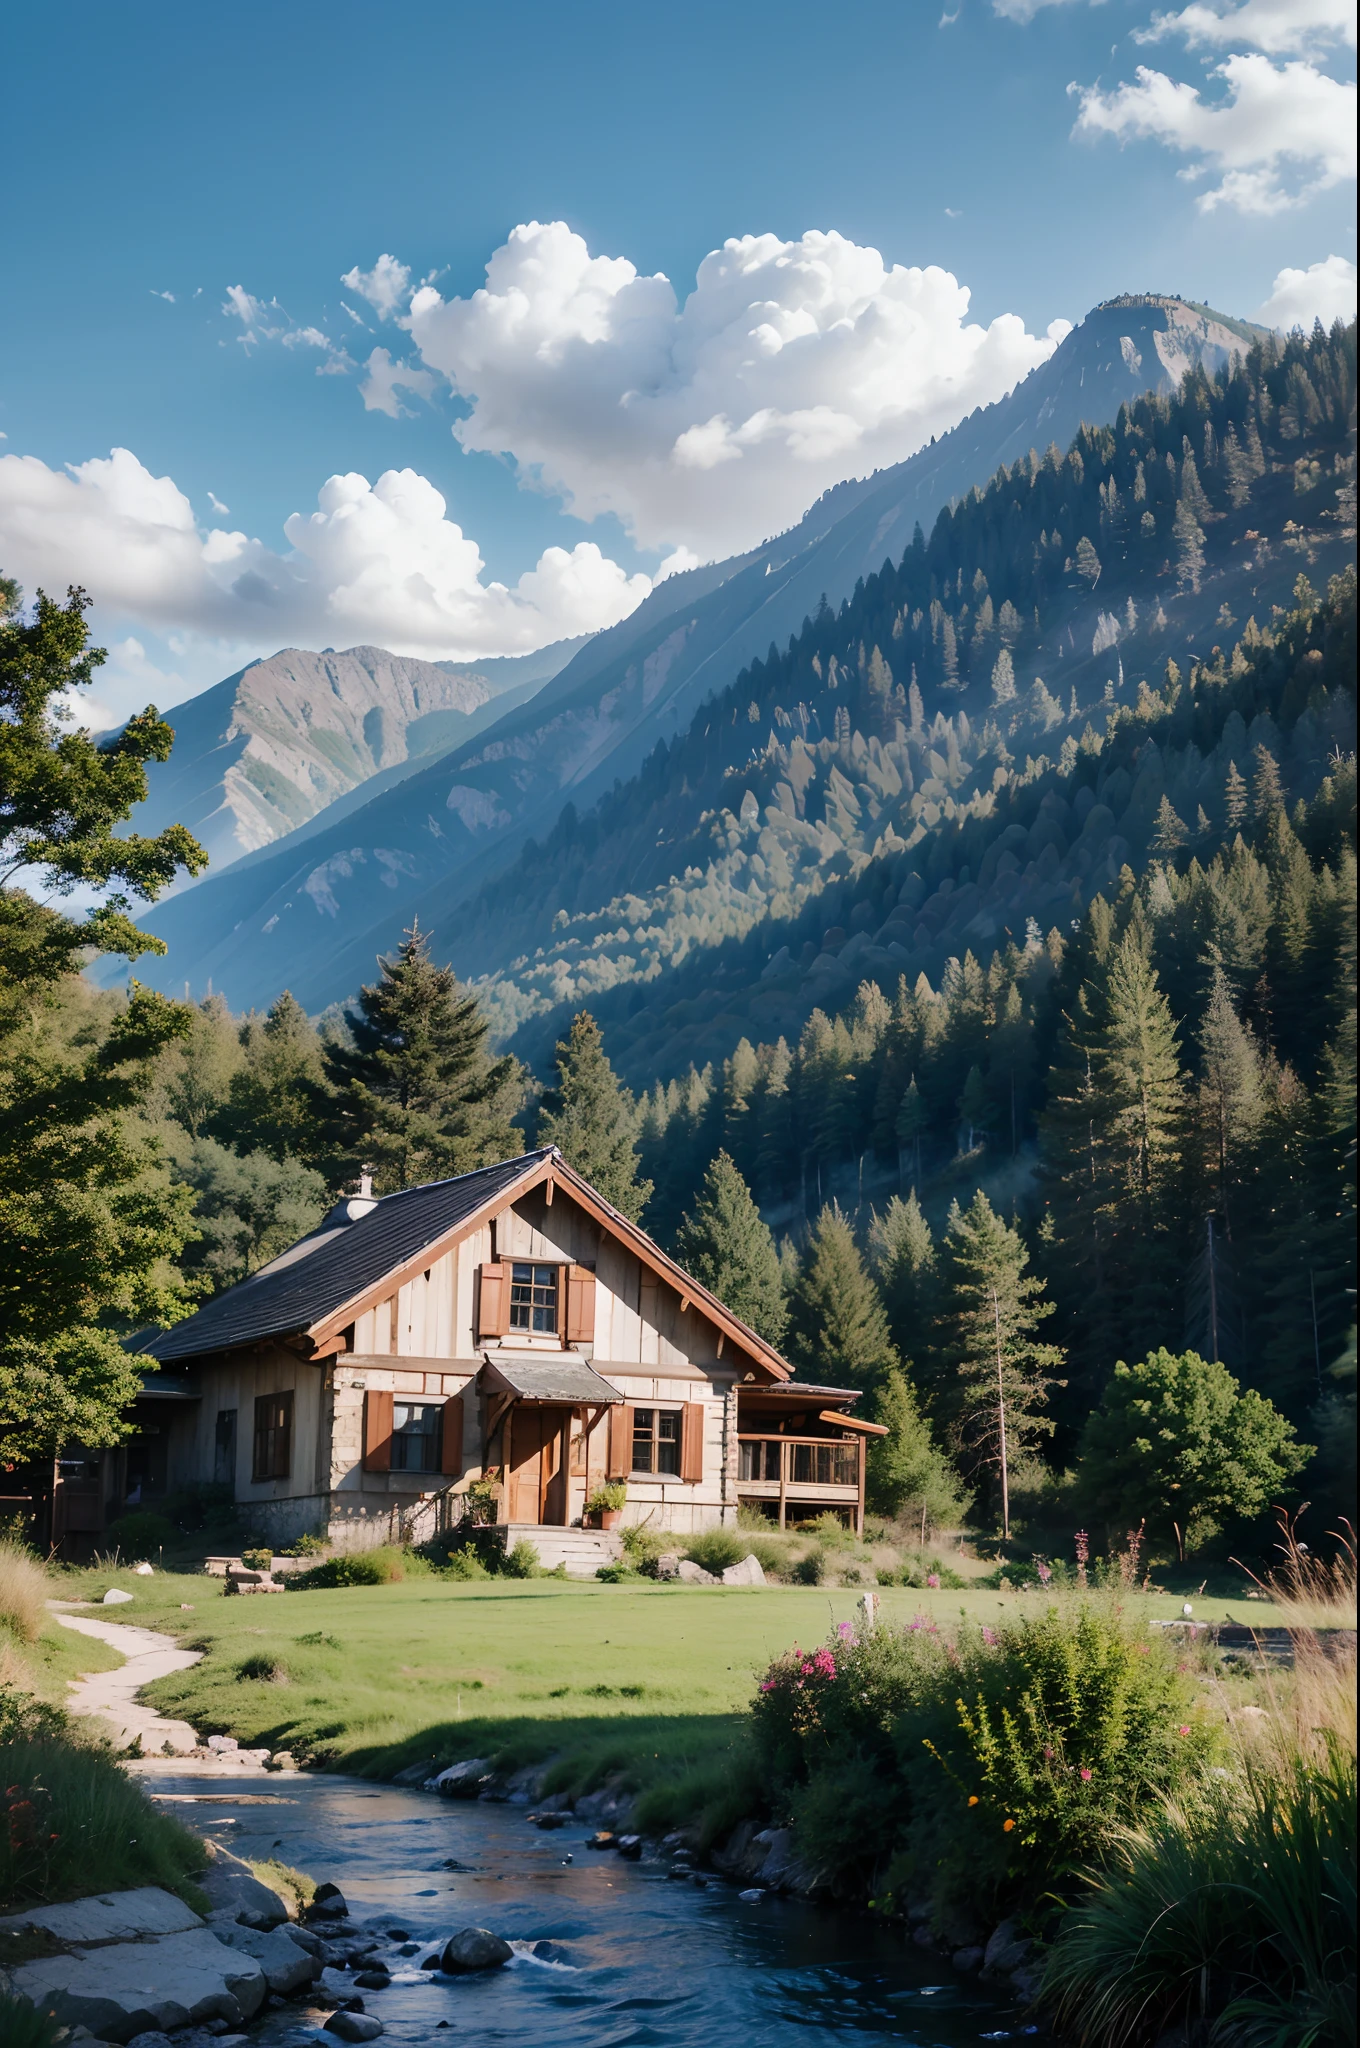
(481, 1352), (625, 1405)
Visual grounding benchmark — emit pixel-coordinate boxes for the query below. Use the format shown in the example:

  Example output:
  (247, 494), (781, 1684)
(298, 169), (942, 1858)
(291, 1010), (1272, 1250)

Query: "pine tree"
(1250, 743), (1285, 824)
(1173, 498), (1206, 593)
(674, 1150), (787, 1345)
(958, 1063), (989, 1149)
(869, 1192), (938, 1381)
(163, 994), (243, 1138)
(536, 1011), (652, 1221)
(941, 615), (959, 688)
(1195, 966), (1264, 1243)
(1075, 537), (1102, 588)
(786, 1205), (898, 1389)
(937, 1191), (1063, 1537)
(991, 647), (1017, 704)
(866, 1365), (968, 1531)
(1224, 760), (1249, 833)
(216, 990), (324, 1162)
(894, 1075), (928, 1188)
(322, 923), (522, 1194)
(1151, 795), (1189, 853)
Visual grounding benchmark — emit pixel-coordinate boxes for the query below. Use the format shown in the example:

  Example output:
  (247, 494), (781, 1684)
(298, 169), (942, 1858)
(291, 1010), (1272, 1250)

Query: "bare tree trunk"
(992, 1284), (1010, 1543)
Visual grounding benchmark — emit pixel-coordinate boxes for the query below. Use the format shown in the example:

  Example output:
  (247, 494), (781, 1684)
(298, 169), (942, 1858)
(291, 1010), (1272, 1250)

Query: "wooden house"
(103, 1148), (880, 1568)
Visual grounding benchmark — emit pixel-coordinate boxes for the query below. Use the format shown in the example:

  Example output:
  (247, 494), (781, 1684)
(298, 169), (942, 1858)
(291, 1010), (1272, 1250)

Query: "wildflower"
(926, 1573), (940, 1589)
(836, 1621), (853, 1638)
(1177, 1724), (1190, 1737)
(1003, 1818), (1016, 1832)
(981, 1626), (998, 1647)
(967, 1795), (979, 1806)
(1079, 1768), (1092, 1781)
(1036, 1561), (1052, 1584)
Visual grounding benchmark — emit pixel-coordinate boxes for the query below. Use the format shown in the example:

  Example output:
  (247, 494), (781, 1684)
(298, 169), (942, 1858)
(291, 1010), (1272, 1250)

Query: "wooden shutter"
(680, 1402), (705, 1483)
(440, 1395), (464, 1476)
(565, 1265), (596, 1343)
(477, 1261), (509, 1340)
(362, 1389), (393, 1472)
(606, 1403), (633, 1479)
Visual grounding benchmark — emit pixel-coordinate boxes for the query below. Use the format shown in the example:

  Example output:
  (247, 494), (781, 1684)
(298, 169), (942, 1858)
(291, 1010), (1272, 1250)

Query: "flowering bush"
(750, 1597), (1221, 1927)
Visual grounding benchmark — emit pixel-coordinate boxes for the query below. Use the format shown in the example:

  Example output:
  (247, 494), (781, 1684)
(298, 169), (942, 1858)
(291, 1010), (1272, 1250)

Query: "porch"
(735, 1380), (886, 1537)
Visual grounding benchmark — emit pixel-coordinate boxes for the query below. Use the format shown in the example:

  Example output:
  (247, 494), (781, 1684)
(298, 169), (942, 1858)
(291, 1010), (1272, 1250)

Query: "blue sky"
(2, 0), (1354, 721)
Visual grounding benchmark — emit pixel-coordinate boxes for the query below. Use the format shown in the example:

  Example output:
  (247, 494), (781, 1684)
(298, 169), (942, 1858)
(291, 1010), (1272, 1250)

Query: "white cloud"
(1257, 253), (1358, 328)
(405, 221), (1064, 561)
(282, 326), (335, 351)
(151, 289), (175, 303)
(1073, 54), (1356, 213)
(357, 347), (438, 417)
(1138, 0), (1355, 56)
(207, 491), (230, 515)
(340, 253), (411, 321)
(0, 447), (650, 664)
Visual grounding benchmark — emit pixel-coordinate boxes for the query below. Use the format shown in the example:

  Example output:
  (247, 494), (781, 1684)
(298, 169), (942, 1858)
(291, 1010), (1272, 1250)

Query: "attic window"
(510, 1262), (559, 1334)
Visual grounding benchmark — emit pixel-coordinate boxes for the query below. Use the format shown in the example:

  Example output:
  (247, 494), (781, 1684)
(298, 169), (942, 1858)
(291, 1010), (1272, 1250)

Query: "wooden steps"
(502, 1523), (623, 1577)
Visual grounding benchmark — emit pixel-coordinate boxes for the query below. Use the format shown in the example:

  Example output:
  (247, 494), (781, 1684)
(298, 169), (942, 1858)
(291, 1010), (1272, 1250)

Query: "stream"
(147, 1773), (1026, 2046)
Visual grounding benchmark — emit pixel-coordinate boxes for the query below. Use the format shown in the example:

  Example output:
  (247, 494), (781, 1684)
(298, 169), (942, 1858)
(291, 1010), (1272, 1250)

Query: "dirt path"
(51, 1609), (207, 1755)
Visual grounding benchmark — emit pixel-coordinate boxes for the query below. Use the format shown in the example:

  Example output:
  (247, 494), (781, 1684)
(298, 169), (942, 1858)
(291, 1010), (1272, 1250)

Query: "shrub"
(441, 1547), (490, 1581)
(288, 1547), (404, 1589)
(240, 1546), (274, 1571)
(596, 1561), (637, 1583)
(503, 1541), (540, 1579)
(585, 1483), (627, 1514)
(279, 1533), (327, 1558)
(101, 1512), (175, 1562)
(738, 1534), (790, 1578)
(792, 1550), (825, 1585)
(751, 1597), (1221, 1927)
(0, 1693), (205, 1910)
(683, 1529), (746, 1576)
(620, 1526), (668, 1575)
(0, 1544), (48, 1644)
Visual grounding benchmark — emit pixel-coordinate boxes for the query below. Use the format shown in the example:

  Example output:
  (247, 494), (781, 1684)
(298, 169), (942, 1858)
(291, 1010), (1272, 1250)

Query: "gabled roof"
(140, 1147), (791, 1382)
(141, 1153), (550, 1365)
(482, 1352), (625, 1404)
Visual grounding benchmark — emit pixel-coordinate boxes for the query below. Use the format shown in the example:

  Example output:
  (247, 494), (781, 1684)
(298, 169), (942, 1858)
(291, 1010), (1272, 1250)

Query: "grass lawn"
(43, 1565), (1289, 1809)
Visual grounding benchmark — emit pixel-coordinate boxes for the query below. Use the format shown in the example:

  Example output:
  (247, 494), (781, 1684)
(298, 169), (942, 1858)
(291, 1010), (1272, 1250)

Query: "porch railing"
(738, 1435), (859, 1488)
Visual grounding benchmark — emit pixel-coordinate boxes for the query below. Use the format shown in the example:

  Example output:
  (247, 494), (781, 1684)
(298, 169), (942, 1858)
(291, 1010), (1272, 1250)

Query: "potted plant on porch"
(584, 1482), (627, 1532)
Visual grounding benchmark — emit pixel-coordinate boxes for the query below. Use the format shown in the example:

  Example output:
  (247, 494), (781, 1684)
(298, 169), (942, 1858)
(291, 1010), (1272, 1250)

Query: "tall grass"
(1043, 1590), (1358, 2048)
(0, 1543), (49, 1643)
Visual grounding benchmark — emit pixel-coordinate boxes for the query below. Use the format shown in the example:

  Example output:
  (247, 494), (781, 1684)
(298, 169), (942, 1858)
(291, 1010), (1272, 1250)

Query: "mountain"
(126, 637), (586, 881)
(126, 296), (1262, 1010)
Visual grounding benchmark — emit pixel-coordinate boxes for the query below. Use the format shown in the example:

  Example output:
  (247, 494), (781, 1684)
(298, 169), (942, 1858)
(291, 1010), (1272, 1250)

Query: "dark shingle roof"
(141, 1152), (550, 1365)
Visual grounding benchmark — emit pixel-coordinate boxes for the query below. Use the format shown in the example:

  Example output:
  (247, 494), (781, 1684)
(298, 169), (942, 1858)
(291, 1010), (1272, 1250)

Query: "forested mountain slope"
(447, 319), (1356, 1073)
(127, 296), (1255, 1009)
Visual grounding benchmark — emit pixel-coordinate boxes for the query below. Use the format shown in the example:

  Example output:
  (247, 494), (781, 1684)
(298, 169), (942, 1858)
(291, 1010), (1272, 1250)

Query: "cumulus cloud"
(358, 347), (438, 417)
(340, 253), (411, 320)
(0, 447), (650, 663)
(1257, 253), (1358, 328)
(991, 0), (1092, 18)
(1137, 0), (1355, 56)
(1073, 54), (1356, 213)
(405, 222), (1066, 561)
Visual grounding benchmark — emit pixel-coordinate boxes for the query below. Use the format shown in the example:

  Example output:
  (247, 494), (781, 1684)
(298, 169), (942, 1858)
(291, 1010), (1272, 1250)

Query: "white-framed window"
(390, 1402), (442, 1473)
(631, 1406), (681, 1476)
(509, 1262), (559, 1334)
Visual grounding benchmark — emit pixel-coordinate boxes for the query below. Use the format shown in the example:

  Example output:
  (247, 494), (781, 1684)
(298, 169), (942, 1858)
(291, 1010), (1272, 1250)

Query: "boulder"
(353, 1970), (392, 1990)
(655, 1553), (681, 1579)
(676, 1560), (716, 1585)
(266, 1750), (298, 1772)
(213, 1923), (319, 1995)
(983, 1917), (1032, 1976)
(431, 1758), (492, 1799)
(126, 2035), (174, 2048)
(614, 1835), (643, 1860)
(304, 1883), (349, 1922)
(283, 1924), (322, 1956)
(0, 1887), (202, 1947)
(102, 1589), (135, 1606)
(324, 2016), (384, 2042)
(952, 1946), (984, 1973)
(720, 1555), (766, 1587)
(198, 1844), (290, 1930)
(438, 1927), (513, 1974)
(12, 1927), (267, 2042)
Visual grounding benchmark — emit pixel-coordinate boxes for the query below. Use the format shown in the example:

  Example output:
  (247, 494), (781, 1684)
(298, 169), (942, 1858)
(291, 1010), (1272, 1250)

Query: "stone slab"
(0, 1885), (202, 1946)
(13, 1927), (267, 2043)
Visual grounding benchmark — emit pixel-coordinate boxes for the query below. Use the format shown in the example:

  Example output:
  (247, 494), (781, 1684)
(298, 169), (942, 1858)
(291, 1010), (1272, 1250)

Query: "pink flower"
(1037, 1562), (1052, 1584)
(926, 1573), (941, 1589)
(837, 1621), (853, 1638)
(1079, 1768), (1092, 1782)
(982, 1626), (998, 1647)
(1178, 1725), (1191, 1737)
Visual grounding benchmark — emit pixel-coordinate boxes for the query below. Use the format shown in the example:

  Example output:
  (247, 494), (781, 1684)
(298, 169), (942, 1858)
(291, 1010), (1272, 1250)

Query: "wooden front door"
(507, 1406), (570, 1524)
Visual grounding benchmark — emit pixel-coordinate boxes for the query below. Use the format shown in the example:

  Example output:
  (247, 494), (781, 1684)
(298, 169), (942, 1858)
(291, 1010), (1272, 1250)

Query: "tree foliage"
(673, 1150), (787, 1345)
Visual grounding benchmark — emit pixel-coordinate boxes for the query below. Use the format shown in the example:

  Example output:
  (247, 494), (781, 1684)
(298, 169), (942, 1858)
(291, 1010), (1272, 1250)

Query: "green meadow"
(46, 1568), (1286, 1804)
